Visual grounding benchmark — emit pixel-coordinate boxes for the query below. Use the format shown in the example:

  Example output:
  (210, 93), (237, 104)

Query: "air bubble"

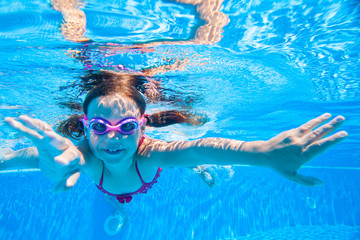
(306, 197), (316, 209)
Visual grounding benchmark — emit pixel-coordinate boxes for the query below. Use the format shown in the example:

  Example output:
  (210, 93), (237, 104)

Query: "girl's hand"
(5, 115), (84, 192)
(263, 113), (347, 186)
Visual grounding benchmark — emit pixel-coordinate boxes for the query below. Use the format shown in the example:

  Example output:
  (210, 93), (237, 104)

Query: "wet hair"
(57, 70), (200, 113)
(79, 70), (161, 99)
(57, 73), (207, 140)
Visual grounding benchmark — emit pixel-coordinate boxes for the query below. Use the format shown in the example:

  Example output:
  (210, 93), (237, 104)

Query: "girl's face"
(85, 93), (145, 166)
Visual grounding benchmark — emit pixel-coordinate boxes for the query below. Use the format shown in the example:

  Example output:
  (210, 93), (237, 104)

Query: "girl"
(3, 74), (347, 194)
(2, 74), (347, 234)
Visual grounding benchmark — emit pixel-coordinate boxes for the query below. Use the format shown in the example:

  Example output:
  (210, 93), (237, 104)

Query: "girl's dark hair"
(80, 70), (163, 102)
(57, 72), (207, 140)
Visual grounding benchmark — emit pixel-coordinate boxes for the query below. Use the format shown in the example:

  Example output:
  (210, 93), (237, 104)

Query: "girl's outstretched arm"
(1, 147), (39, 170)
(144, 113), (348, 186)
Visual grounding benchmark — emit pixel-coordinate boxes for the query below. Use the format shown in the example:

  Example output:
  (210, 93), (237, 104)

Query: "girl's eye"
(90, 122), (107, 132)
(120, 122), (137, 132)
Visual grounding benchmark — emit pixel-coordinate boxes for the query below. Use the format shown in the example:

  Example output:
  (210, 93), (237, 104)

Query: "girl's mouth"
(104, 149), (124, 155)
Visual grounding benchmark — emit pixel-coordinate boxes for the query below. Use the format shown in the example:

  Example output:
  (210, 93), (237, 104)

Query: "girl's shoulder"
(137, 137), (169, 166)
(138, 137), (170, 154)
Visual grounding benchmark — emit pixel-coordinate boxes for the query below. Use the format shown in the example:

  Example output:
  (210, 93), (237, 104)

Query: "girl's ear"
(140, 118), (146, 135)
(140, 123), (146, 135)
(78, 120), (88, 139)
(84, 127), (91, 139)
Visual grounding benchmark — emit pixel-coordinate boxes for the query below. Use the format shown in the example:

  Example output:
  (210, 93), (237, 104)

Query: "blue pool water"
(0, 0), (359, 239)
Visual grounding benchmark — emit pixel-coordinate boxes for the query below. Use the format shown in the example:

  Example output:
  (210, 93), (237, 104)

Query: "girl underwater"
(3, 74), (347, 192)
(2, 74), (347, 234)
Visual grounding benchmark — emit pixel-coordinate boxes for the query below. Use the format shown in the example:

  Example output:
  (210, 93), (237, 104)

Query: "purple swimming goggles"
(81, 115), (145, 135)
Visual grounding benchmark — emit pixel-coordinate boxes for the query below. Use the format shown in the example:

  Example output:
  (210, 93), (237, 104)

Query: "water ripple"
(221, 0), (360, 101)
(82, 0), (198, 42)
(0, 10), (59, 45)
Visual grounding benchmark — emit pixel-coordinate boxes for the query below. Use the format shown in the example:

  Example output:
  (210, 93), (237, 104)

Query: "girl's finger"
(52, 171), (80, 192)
(44, 130), (71, 151)
(54, 148), (82, 167)
(277, 170), (323, 186)
(19, 116), (70, 151)
(66, 172), (80, 188)
(289, 173), (323, 186)
(4, 117), (43, 140)
(18, 115), (53, 134)
(295, 113), (332, 136)
(303, 131), (348, 159)
(302, 116), (345, 146)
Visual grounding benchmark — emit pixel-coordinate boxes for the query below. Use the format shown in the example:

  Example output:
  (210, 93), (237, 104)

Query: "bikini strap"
(134, 136), (147, 182)
(135, 161), (146, 184)
(98, 161), (105, 187)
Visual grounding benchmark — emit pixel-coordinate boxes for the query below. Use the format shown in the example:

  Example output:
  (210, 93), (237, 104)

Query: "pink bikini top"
(96, 161), (162, 203)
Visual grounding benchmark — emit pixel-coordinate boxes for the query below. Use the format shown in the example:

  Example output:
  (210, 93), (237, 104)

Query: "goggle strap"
(80, 115), (90, 127)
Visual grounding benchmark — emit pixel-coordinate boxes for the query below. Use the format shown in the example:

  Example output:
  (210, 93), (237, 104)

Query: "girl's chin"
(98, 150), (133, 165)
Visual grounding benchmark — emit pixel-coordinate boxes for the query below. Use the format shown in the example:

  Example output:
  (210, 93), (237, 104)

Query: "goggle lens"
(89, 121), (108, 134)
(120, 122), (137, 133)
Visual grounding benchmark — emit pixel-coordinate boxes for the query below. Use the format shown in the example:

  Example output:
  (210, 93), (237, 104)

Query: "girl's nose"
(107, 130), (126, 140)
